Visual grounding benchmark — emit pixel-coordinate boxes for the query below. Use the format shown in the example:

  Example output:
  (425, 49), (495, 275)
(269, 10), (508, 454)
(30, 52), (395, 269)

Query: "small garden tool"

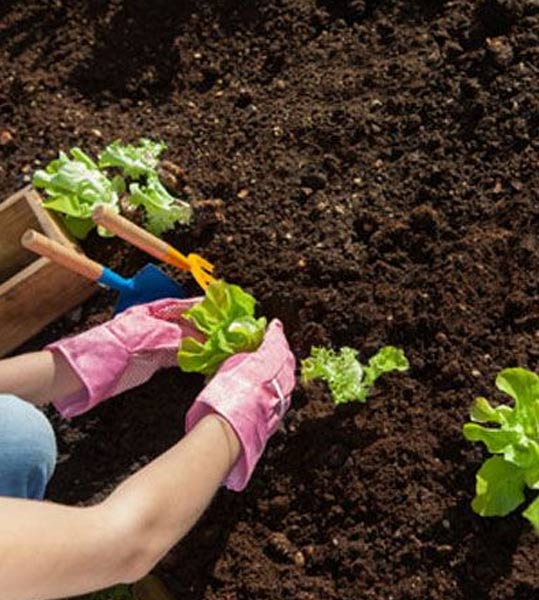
(92, 204), (216, 291)
(21, 229), (186, 313)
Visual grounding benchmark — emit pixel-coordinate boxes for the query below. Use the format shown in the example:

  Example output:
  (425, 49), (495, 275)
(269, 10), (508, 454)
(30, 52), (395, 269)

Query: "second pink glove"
(185, 319), (296, 491)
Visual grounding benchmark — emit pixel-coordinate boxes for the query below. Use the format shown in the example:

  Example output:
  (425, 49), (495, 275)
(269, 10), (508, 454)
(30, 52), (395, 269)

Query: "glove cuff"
(47, 328), (130, 418)
(185, 400), (261, 492)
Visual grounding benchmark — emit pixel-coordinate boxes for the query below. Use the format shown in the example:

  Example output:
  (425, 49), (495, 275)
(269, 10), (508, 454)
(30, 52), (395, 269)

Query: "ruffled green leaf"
(464, 367), (539, 528)
(177, 281), (267, 376)
(98, 138), (166, 179)
(363, 346), (410, 388)
(470, 396), (512, 425)
(301, 345), (409, 404)
(496, 368), (539, 428)
(185, 282), (256, 337)
(216, 316), (267, 355)
(129, 175), (192, 236)
(302, 346), (364, 404)
(524, 465), (539, 490)
(472, 456), (526, 517)
(62, 216), (97, 239)
(177, 336), (230, 376)
(463, 423), (518, 454)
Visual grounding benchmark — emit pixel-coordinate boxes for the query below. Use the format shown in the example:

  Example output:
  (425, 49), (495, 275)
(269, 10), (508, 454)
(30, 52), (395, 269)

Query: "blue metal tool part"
(98, 265), (186, 313)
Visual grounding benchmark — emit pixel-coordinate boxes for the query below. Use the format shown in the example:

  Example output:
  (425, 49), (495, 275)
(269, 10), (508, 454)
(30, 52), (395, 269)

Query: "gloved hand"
(185, 319), (296, 491)
(47, 297), (202, 418)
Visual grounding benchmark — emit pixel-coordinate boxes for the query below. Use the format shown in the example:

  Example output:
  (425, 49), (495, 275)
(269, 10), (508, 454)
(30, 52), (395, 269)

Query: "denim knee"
(0, 394), (57, 500)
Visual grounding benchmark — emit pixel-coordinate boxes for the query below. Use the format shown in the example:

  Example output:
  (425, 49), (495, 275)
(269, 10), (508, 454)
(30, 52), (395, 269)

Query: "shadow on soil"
(433, 506), (524, 600)
(161, 492), (243, 599)
(0, 0), (262, 102)
(67, 0), (262, 102)
(0, 1), (69, 60)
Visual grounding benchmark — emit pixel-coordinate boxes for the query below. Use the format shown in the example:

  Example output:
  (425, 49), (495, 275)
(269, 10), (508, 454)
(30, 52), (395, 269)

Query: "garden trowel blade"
(114, 263), (186, 313)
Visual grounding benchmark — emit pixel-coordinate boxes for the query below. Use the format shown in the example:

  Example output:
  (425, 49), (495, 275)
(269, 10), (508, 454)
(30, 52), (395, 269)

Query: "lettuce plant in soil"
(301, 345), (409, 404)
(178, 280), (267, 376)
(33, 138), (192, 239)
(99, 138), (192, 236)
(463, 367), (539, 529)
(129, 174), (192, 237)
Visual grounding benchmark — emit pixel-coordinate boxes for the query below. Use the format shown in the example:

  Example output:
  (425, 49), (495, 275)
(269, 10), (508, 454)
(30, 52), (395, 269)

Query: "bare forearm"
(103, 414), (241, 571)
(0, 350), (83, 406)
(0, 414), (240, 599)
(0, 501), (123, 600)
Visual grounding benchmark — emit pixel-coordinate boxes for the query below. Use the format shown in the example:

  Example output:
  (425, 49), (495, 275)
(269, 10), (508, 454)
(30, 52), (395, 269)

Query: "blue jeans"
(0, 394), (57, 500)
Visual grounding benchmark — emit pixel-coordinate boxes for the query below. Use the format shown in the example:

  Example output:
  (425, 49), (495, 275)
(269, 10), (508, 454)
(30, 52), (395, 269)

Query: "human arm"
(0, 413), (240, 600)
(0, 350), (82, 407)
(0, 313), (295, 599)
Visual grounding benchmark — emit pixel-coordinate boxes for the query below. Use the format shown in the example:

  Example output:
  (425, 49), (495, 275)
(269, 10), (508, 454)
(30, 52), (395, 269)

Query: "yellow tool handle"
(21, 229), (103, 281)
(92, 205), (191, 271)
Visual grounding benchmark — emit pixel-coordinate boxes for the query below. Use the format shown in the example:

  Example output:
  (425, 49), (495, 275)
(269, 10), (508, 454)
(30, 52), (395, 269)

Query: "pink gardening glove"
(185, 319), (296, 491)
(47, 297), (202, 418)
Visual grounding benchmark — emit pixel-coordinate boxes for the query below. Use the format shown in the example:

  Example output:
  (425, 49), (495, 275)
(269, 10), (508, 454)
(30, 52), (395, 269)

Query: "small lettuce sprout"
(463, 368), (539, 530)
(98, 138), (166, 179)
(129, 175), (192, 236)
(178, 281), (267, 376)
(32, 148), (124, 239)
(301, 345), (409, 404)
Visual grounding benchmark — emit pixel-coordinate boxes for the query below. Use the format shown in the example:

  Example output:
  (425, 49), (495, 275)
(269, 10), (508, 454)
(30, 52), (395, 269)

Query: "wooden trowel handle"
(92, 205), (190, 271)
(21, 229), (103, 281)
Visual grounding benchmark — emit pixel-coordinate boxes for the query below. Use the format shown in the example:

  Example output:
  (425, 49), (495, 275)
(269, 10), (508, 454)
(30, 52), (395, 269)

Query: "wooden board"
(0, 258), (96, 356)
(0, 186), (97, 356)
(0, 188), (43, 282)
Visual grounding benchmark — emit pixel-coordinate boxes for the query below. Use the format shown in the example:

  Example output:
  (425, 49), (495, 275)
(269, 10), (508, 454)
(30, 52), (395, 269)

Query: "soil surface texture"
(3, 1), (539, 598)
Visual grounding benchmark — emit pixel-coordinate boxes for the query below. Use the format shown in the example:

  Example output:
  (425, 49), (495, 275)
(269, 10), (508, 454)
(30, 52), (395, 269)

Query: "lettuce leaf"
(363, 345), (410, 389)
(463, 368), (539, 529)
(301, 345), (409, 404)
(129, 175), (192, 236)
(32, 148), (123, 239)
(98, 138), (166, 179)
(471, 456), (526, 517)
(178, 281), (267, 376)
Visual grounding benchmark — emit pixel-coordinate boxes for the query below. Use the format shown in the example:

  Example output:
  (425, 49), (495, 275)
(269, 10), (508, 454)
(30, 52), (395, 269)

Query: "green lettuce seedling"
(301, 345), (409, 404)
(463, 368), (539, 529)
(98, 138), (166, 179)
(129, 174), (192, 237)
(178, 280), (267, 376)
(32, 148), (124, 239)
(100, 139), (192, 235)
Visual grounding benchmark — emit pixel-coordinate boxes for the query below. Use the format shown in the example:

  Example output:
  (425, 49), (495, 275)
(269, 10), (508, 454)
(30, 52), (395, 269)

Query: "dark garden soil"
(3, 0), (539, 598)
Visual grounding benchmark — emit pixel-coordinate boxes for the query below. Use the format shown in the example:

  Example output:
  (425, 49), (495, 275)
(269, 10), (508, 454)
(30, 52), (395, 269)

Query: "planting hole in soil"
(3, 0), (539, 599)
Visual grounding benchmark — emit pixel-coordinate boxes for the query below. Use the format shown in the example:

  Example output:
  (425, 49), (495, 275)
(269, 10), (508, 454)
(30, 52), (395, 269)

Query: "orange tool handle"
(92, 205), (191, 271)
(21, 229), (103, 281)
